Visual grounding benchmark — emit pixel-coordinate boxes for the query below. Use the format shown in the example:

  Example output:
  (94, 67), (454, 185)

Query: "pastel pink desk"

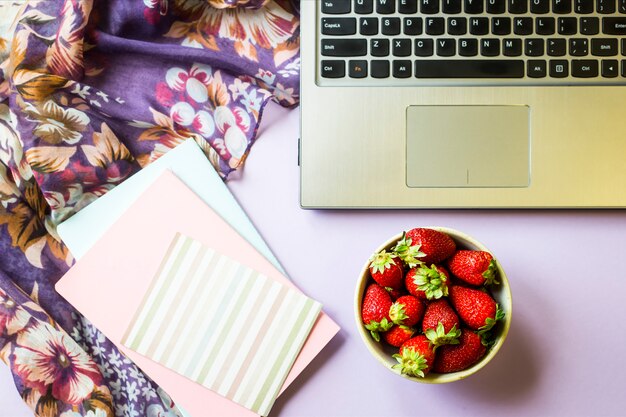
(2, 102), (626, 416)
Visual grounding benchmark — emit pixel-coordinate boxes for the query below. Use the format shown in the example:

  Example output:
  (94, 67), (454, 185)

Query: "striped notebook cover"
(122, 233), (322, 416)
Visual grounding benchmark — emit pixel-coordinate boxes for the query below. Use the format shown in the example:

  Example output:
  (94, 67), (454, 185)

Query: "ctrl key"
(321, 60), (345, 78)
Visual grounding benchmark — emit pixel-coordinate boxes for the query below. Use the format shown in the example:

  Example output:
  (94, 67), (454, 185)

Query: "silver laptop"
(299, 0), (626, 208)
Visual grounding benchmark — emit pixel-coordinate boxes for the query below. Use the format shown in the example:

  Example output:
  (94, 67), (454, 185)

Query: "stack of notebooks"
(55, 140), (340, 417)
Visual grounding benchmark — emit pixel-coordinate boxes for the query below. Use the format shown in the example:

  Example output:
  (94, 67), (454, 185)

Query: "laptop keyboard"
(317, 0), (626, 84)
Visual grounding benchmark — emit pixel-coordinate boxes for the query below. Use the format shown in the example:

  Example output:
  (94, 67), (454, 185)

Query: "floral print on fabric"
(0, 0), (300, 416)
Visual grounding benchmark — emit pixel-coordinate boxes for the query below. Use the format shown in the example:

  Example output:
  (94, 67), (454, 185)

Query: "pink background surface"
(3, 102), (626, 416)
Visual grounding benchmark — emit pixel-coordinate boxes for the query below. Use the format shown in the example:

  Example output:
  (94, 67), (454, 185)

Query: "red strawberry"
(361, 284), (394, 342)
(449, 286), (504, 334)
(392, 335), (436, 378)
(392, 232), (426, 267)
(405, 228), (456, 264)
(369, 250), (404, 289)
(433, 330), (487, 373)
(383, 325), (415, 347)
(448, 250), (499, 286)
(389, 295), (425, 327)
(405, 264), (450, 300)
(422, 299), (461, 348)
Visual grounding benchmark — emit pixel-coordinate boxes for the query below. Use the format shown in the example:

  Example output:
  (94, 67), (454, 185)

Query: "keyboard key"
(371, 60), (390, 78)
(459, 38), (479, 55)
(531, 0), (550, 13)
(580, 17), (599, 35)
(558, 17), (577, 35)
(448, 17), (468, 34)
(536, 17), (556, 34)
(376, 0), (395, 13)
(598, 0), (616, 13)
(393, 60), (413, 78)
(552, 0), (572, 13)
(470, 17), (489, 35)
(322, 18), (357, 35)
(492, 17), (512, 35)
(399, 0), (419, 13)
(437, 38), (457, 56)
(415, 59), (524, 77)
(443, 0), (463, 13)
(514, 18), (533, 35)
(371, 38), (390, 56)
(487, 0), (507, 12)
(527, 60), (547, 77)
(349, 60), (368, 78)
(393, 38), (413, 56)
(426, 17), (446, 34)
(575, 0), (594, 12)
(382, 18), (401, 35)
(481, 38), (501, 56)
(355, 0), (374, 13)
(622, 60), (626, 76)
(602, 59), (619, 77)
(421, 0), (440, 13)
(415, 38), (435, 55)
(592, 38), (618, 56)
(404, 18), (423, 35)
(548, 38), (567, 56)
(503, 38), (523, 55)
(572, 59), (599, 77)
(525, 39), (544, 56)
(360, 17), (379, 35)
(570, 38), (588, 56)
(623, 39), (626, 54)
(321, 39), (367, 56)
(509, 0), (528, 13)
(322, 0), (351, 14)
(550, 60), (569, 77)
(321, 60), (346, 78)
(465, 0), (484, 13)
(603, 18), (626, 35)
(620, 0), (626, 12)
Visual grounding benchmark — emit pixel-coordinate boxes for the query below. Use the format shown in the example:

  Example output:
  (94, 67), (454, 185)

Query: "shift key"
(602, 17), (626, 34)
(321, 39), (368, 56)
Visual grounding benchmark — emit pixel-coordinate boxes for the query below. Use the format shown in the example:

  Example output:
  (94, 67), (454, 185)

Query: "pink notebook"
(56, 171), (340, 417)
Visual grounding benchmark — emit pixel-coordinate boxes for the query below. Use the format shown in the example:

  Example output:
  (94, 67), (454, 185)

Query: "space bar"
(415, 60), (525, 78)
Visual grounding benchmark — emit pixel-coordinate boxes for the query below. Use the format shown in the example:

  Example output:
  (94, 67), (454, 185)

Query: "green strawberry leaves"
(389, 301), (409, 325)
(478, 304), (506, 346)
(393, 233), (426, 268)
(482, 259), (500, 286)
(392, 347), (429, 378)
(369, 250), (398, 274)
(365, 317), (393, 342)
(425, 322), (462, 350)
(413, 265), (449, 300)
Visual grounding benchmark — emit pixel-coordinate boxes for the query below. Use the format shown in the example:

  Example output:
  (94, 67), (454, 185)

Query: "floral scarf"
(0, 0), (299, 415)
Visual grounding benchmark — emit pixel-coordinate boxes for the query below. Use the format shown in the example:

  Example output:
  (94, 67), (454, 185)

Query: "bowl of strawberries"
(355, 227), (512, 383)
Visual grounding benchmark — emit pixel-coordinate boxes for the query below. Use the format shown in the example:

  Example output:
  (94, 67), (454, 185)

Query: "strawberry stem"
(482, 259), (500, 286)
(392, 347), (429, 378)
(478, 304), (505, 345)
(413, 264), (449, 300)
(392, 232), (426, 268)
(425, 323), (462, 350)
(389, 301), (409, 325)
(369, 250), (398, 274)
(365, 317), (393, 342)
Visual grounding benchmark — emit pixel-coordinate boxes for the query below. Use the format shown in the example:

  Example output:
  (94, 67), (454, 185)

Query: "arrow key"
(603, 59), (619, 77)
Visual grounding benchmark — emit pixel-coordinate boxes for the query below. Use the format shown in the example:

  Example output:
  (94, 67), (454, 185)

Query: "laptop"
(299, 0), (626, 208)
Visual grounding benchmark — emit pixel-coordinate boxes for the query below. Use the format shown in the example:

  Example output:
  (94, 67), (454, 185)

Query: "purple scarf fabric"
(0, 0), (299, 415)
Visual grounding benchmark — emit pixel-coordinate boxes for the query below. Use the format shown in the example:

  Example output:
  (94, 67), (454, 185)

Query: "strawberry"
(383, 325), (415, 347)
(369, 250), (404, 289)
(448, 250), (499, 286)
(405, 264), (450, 300)
(392, 335), (436, 378)
(449, 285), (505, 337)
(361, 284), (393, 342)
(405, 228), (456, 264)
(422, 299), (461, 348)
(389, 295), (425, 327)
(433, 330), (487, 373)
(392, 232), (426, 267)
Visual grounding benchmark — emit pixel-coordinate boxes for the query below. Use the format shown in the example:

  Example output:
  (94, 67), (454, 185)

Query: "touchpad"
(406, 105), (530, 188)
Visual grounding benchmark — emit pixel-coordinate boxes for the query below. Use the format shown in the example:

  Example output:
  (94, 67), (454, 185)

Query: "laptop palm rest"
(406, 105), (530, 188)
